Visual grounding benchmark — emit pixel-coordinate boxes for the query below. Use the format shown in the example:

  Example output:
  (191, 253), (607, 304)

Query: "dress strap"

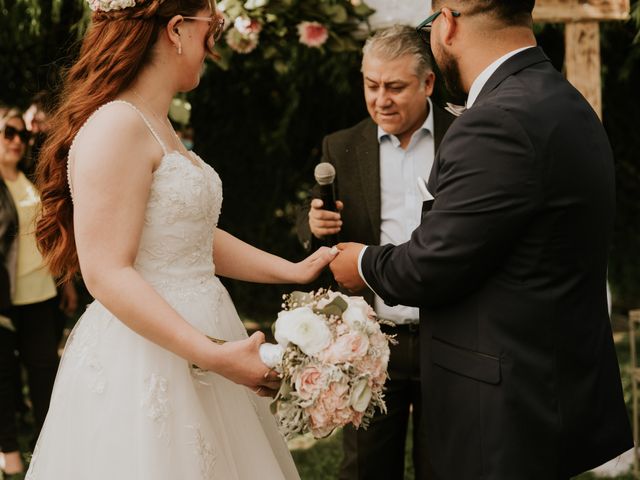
(67, 100), (170, 203)
(112, 100), (169, 155)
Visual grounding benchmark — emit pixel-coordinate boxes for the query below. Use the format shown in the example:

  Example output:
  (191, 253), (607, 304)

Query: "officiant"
(297, 25), (454, 479)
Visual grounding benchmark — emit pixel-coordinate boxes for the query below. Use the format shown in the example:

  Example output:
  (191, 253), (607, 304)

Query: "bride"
(26, 0), (335, 478)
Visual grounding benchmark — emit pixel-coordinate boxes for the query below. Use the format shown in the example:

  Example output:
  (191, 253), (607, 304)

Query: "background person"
(0, 108), (71, 477)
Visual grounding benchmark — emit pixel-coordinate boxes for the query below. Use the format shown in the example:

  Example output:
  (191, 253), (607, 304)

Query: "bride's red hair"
(36, 0), (212, 283)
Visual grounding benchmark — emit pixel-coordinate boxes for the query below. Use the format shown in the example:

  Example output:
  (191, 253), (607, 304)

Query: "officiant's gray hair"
(362, 25), (433, 81)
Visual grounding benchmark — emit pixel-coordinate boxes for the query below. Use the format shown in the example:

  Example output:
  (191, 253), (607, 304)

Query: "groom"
(330, 1), (633, 478)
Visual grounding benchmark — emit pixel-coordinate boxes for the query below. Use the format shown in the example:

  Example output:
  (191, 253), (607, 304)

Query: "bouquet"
(258, 289), (392, 439)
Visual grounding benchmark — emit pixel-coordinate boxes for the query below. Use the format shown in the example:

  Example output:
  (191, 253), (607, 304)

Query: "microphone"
(313, 162), (337, 212)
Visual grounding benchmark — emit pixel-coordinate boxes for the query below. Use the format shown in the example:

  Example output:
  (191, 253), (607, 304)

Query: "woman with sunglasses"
(0, 109), (68, 479)
(24, 0), (334, 478)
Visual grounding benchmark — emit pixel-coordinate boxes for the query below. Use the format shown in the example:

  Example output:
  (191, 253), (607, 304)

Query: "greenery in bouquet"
(269, 289), (393, 440)
(213, 0), (375, 73)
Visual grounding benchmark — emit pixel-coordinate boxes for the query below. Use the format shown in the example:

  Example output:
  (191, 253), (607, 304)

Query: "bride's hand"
(213, 332), (280, 397)
(293, 246), (339, 284)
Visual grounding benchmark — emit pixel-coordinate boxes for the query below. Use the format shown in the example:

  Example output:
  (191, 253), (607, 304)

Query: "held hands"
(215, 332), (281, 398)
(330, 242), (367, 292)
(293, 246), (339, 284)
(309, 199), (344, 239)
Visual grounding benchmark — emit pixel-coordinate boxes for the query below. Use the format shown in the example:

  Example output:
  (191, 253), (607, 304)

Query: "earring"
(177, 44), (182, 55)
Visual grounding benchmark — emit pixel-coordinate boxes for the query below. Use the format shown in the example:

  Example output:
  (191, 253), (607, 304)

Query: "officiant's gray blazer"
(360, 47), (633, 479)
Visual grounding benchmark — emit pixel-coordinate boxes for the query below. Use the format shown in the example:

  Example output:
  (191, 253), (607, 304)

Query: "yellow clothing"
(4, 171), (57, 305)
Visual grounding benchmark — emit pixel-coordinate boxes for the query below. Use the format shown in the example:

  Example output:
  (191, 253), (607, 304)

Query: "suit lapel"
(355, 120), (381, 244)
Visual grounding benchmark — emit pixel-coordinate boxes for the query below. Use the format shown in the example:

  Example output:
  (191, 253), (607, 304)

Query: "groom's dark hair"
(432, 0), (535, 27)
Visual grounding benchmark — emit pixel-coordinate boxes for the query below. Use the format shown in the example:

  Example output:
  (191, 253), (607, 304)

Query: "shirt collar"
(377, 98), (434, 147)
(466, 46), (536, 109)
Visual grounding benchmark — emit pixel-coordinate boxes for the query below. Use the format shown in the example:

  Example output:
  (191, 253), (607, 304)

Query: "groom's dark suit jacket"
(361, 47), (632, 479)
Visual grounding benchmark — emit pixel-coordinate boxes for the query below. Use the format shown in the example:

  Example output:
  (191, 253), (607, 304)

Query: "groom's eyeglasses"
(416, 9), (461, 45)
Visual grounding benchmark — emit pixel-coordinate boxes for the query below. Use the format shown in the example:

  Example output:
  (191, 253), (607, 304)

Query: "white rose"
(349, 378), (372, 412)
(342, 306), (366, 330)
(274, 307), (332, 356)
(343, 297), (377, 333)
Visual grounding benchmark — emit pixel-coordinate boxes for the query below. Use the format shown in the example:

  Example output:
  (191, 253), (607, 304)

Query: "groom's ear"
(440, 8), (460, 46)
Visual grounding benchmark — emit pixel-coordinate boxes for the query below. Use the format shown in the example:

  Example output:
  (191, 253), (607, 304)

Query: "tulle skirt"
(26, 276), (300, 480)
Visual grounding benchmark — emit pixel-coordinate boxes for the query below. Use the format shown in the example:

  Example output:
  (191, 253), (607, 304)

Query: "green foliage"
(215, 0), (374, 68)
(0, 0), (87, 108)
(602, 0), (640, 309)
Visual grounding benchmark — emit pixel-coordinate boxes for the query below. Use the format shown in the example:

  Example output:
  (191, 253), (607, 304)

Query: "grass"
(289, 426), (635, 480)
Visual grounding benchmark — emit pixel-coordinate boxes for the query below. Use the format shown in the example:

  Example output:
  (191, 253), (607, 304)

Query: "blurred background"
(0, 0), (639, 478)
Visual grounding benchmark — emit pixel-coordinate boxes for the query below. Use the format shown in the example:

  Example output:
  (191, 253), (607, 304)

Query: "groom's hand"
(330, 242), (367, 292)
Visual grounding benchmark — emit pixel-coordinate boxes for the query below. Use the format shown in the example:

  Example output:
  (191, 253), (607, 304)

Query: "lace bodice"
(135, 151), (222, 285)
(68, 101), (223, 290)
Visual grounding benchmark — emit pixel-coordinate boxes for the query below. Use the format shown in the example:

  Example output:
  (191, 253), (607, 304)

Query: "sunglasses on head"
(2, 125), (30, 144)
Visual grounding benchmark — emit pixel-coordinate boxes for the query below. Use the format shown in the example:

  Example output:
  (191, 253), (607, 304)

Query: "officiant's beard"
(438, 50), (467, 101)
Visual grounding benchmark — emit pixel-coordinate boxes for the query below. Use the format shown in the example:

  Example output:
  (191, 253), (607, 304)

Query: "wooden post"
(533, 0), (630, 117)
(565, 21), (602, 118)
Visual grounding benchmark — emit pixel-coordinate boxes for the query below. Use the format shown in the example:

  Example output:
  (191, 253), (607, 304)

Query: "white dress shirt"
(368, 99), (435, 325)
(466, 46), (536, 108)
(357, 47), (535, 310)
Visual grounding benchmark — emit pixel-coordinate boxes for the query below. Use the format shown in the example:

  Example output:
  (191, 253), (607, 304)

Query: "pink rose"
(308, 403), (334, 438)
(297, 21), (329, 48)
(322, 332), (370, 363)
(370, 332), (387, 349)
(308, 380), (360, 436)
(355, 354), (384, 381)
(324, 381), (351, 410)
(234, 16), (262, 35)
(295, 365), (323, 401)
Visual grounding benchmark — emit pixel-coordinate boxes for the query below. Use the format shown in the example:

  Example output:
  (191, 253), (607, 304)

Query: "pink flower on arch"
(297, 21), (329, 48)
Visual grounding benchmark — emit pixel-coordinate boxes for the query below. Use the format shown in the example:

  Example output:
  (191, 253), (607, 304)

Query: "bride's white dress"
(26, 101), (300, 480)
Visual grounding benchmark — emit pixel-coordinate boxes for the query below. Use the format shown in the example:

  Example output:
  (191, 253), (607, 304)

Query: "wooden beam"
(534, 0), (630, 23)
(564, 21), (602, 118)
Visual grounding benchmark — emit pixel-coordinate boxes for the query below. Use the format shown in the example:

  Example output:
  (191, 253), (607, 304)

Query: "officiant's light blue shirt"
(372, 99), (435, 325)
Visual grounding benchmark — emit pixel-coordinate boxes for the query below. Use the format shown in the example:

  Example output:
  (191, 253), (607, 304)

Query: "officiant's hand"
(215, 332), (280, 397)
(293, 246), (339, 284)
(309, 199), (344, 239)
(330, 242), (367, 292)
